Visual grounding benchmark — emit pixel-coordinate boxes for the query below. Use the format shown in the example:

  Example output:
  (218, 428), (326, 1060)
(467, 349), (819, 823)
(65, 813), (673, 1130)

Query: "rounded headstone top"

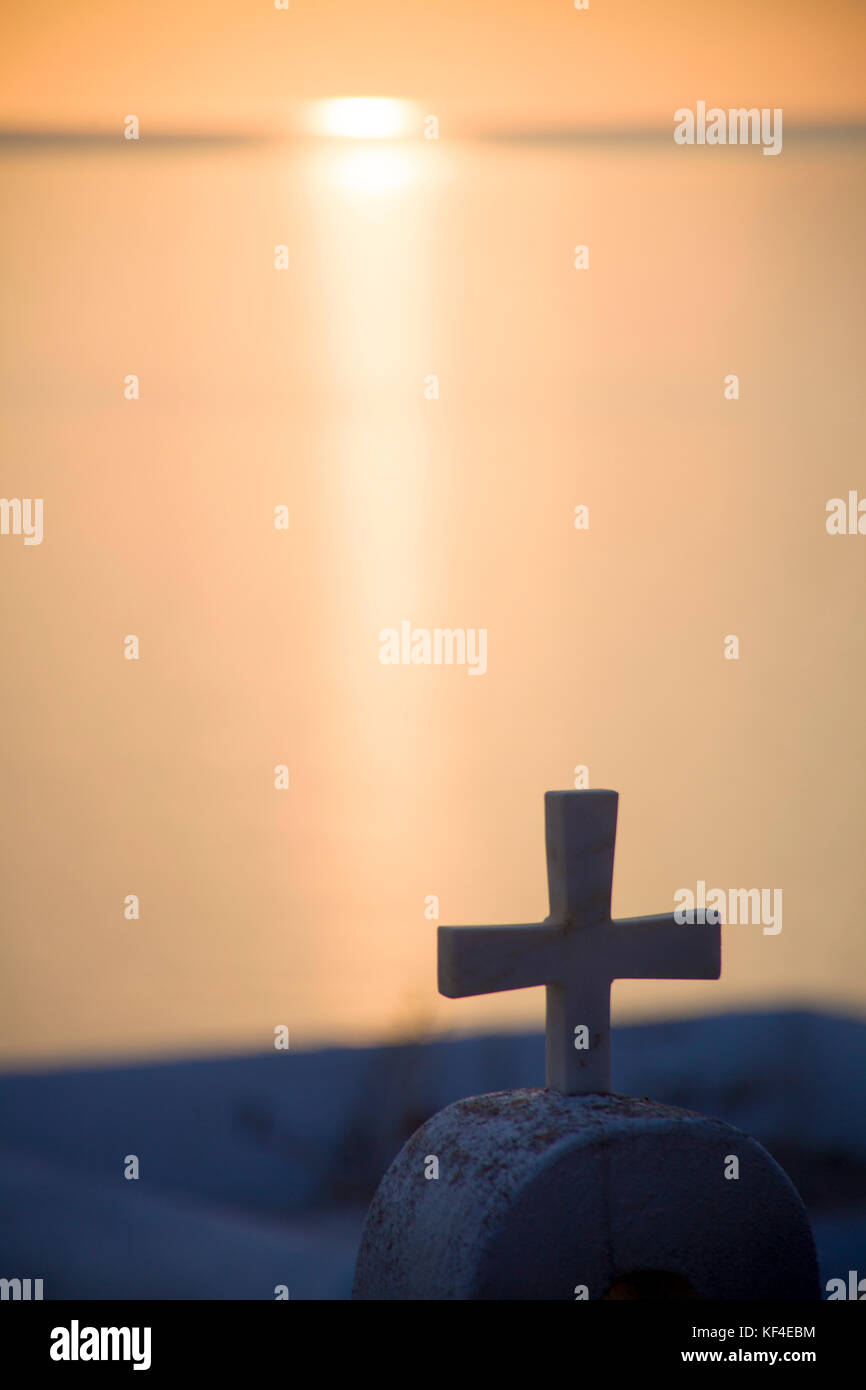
(353, 1089), (819, 1301)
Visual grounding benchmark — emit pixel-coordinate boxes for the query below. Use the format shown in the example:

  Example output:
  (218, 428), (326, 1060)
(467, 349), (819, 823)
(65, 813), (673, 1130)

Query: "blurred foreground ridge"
(0, 1010), (863, 1299)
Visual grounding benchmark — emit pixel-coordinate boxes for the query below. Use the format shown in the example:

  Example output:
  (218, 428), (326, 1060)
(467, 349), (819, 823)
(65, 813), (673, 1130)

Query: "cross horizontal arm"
(438, 923), (563, 999)
(604, 912), (721, 981)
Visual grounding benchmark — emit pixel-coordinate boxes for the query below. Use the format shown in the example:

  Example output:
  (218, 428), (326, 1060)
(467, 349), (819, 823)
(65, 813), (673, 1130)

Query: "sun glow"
(307, 97), (417, 140)
(329, 146), (415, 193)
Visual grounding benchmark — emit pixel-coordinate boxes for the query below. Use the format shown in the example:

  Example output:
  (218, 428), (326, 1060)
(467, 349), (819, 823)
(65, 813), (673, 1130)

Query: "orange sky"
(2, 2), (865, 1065)
(1, 0), (865, 136)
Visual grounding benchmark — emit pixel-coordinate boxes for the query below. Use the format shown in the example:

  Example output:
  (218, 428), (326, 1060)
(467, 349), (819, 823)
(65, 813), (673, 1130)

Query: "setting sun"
(307, 96), (417, 140)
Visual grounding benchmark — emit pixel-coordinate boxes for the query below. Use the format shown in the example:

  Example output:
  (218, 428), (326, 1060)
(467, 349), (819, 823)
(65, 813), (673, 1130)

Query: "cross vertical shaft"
(545, 976), (612, 1093)
(543, 790), (619, 1092)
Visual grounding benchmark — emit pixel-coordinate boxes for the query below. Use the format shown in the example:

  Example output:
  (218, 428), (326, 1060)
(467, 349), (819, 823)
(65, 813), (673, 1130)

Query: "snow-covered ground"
(1, 1011), (863, 1298)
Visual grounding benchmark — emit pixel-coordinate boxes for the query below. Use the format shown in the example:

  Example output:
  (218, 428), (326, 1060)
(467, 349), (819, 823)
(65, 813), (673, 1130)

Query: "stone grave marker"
(353, 790), (819, 1300)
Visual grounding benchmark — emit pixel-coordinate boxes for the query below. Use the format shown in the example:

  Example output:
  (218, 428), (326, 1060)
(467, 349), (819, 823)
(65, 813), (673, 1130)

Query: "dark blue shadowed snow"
(0, 1011), (863, 1298)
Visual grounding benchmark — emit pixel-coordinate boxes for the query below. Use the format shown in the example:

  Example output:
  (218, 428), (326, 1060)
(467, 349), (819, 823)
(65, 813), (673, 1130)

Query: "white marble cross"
(438, 790), (721, 1094)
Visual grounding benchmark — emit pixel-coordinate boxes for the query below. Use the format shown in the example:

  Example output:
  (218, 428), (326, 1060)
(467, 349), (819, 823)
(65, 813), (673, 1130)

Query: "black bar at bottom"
(0, 1299), (859, 1376)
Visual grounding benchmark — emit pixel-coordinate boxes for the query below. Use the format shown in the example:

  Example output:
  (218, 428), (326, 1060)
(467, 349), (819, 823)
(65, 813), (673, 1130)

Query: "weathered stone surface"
(352, 1089), (820, 1300)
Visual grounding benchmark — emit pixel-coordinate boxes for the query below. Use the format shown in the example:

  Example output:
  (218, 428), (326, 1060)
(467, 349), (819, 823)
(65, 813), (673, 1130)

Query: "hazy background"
(1, 0), (865, 1065)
